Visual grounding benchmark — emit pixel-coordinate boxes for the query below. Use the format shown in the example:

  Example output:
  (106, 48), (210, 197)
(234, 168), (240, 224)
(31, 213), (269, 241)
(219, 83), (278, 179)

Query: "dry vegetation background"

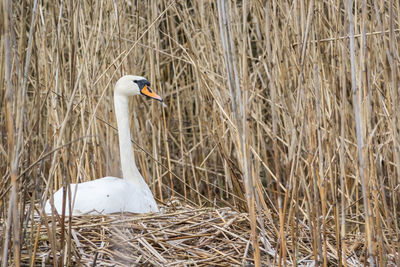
(1, 0), (400, 266)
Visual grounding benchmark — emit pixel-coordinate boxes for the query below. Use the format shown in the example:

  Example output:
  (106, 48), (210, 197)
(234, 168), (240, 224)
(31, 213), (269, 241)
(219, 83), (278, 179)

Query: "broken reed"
(1, 0), (399, 266)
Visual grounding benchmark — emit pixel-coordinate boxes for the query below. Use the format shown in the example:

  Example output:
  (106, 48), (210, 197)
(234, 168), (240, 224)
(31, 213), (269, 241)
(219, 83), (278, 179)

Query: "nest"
(20, 201), (387, 266)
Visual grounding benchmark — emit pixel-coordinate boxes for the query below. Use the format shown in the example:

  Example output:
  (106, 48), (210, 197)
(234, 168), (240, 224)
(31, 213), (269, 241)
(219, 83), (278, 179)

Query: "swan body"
(45, 177), (158, 215)
(45, 75), (163, 215)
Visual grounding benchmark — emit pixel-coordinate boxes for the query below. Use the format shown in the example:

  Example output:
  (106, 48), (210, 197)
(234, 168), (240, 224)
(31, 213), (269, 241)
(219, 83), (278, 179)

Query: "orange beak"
(140, 85), (163, 102)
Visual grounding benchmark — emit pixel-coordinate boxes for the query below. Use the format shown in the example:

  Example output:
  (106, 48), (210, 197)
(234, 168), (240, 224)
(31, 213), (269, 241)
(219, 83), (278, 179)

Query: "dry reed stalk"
(339, 23), (348, 267)
(2, 0), (21, 266)
(346, 0), (375, 265)
(217, 0), (260, 265)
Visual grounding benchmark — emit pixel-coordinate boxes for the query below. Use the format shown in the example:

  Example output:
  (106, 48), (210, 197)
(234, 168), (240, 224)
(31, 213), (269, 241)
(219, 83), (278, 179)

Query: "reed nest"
(13, 201), (392, 267)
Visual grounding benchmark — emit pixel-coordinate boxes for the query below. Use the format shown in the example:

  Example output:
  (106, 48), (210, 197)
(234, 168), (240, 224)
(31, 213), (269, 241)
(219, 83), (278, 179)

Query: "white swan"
(45, 75), (163, 215)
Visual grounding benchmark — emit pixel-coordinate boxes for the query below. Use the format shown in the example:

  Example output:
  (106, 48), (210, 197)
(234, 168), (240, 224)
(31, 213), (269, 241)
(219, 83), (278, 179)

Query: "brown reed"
(1, 0), (399, 266)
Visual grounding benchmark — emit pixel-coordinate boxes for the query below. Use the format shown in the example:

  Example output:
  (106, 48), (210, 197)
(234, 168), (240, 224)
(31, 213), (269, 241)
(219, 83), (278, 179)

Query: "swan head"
(115, 75), (163, 102)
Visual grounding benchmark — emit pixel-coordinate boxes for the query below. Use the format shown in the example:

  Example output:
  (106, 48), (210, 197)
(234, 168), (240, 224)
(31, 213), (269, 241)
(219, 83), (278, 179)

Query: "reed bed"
(16, 203), (381, 266)
(1, 0), (400, 266)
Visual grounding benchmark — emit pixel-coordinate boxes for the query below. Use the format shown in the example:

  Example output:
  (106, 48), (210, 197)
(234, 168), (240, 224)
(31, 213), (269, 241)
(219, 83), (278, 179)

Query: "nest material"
(21, 202), (391, 266)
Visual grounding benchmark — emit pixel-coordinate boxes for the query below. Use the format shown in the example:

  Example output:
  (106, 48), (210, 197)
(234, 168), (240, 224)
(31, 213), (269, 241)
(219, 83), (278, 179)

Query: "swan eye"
(133, 80), (138, 83)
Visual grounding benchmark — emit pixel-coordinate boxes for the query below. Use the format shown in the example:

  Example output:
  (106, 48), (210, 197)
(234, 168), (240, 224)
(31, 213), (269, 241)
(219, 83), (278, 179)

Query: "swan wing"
(45, 177), (158, 215)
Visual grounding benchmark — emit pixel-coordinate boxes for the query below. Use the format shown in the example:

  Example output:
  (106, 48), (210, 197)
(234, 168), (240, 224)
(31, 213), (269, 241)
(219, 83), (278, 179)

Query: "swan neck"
(114, 93), (144, 185)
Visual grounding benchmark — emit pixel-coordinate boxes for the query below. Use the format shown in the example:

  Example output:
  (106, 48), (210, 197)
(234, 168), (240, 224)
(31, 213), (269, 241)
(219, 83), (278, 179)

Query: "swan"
(45, 75), (163, 215)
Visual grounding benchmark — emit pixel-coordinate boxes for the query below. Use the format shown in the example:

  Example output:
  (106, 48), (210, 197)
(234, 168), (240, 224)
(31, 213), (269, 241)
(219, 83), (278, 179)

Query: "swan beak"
(141, 85), (163, 102)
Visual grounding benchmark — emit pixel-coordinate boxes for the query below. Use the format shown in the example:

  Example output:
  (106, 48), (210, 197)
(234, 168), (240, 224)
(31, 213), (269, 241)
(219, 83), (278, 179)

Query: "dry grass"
(18, 202), (381, 267)
(1, 0), (399, 266)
